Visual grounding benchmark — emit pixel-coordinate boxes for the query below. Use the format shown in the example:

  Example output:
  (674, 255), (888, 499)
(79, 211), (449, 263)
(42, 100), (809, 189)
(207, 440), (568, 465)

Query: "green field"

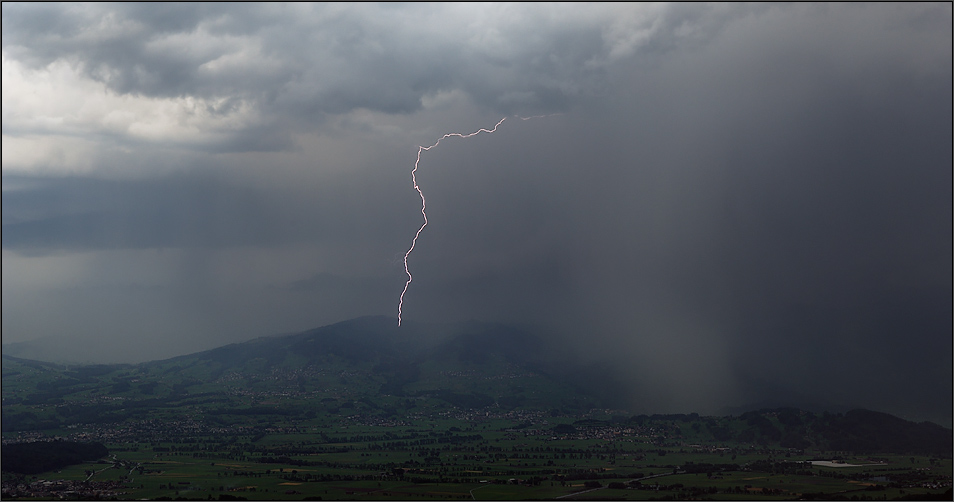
(3, 412), (952, 500)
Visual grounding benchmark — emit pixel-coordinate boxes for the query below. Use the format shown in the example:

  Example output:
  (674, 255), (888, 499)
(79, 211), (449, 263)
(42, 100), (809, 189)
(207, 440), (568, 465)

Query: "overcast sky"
(2, 3), (951, 424)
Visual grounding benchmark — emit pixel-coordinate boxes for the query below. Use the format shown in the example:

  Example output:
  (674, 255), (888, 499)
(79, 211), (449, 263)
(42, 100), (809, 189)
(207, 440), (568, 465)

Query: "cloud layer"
(3, 3), (951, 424)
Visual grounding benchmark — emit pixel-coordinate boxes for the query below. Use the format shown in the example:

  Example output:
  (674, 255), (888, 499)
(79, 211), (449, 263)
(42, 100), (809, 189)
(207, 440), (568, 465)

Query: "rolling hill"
(2, 316), (950, 456)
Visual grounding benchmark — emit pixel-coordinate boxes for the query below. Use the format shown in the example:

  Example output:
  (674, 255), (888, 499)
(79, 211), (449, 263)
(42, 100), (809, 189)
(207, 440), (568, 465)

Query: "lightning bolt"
(397, 114), (558, 326)
(397, 117), (507, 326)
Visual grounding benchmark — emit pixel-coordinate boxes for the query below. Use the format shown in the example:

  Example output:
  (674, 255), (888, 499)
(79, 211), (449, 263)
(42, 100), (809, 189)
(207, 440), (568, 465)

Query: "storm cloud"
(2, 3), (951, 425)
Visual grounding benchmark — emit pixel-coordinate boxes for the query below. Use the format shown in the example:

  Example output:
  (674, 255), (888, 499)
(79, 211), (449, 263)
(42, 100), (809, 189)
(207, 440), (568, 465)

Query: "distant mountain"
(1, 335), (104, 365)
(817, 408), (953, 455)
(0, 330), (256, 365)
(140, 315), (626, 411)
(2, 317), (622, 432)
(2, 316), (950, 457)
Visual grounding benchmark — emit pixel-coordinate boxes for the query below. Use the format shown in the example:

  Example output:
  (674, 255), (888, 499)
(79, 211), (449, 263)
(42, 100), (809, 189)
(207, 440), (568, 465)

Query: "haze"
(2, 3), (951, 425)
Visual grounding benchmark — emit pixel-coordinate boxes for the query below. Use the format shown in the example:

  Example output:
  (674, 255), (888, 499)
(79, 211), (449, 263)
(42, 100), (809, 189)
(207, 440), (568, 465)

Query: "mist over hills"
(4, 316), (951, 502)
(3, 316), (950, 427)
(139, 315), (629, 413)
(3, 317), (952, 445)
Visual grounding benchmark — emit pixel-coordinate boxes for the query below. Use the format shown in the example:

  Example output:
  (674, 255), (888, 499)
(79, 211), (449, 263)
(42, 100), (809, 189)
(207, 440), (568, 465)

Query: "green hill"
(2, 317), (614, 433)
(2, 316), (950, 457)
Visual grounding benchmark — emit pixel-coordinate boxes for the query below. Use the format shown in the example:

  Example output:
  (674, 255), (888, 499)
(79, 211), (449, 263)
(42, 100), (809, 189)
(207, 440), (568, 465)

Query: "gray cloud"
(1, 3), (761, 150)
(2, 3), (951, 424)
(4, 4), (594, 116)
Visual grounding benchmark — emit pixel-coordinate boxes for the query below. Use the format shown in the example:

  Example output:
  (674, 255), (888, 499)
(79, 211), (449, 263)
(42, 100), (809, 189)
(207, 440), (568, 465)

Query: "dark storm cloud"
(1, 3), (752, 147)
(2, 4), (951, 424)
(3, 3), (260, 98)
(3, 3), (579, 118)
(601, 6), (951, 421)
(380, 4), (952, 422)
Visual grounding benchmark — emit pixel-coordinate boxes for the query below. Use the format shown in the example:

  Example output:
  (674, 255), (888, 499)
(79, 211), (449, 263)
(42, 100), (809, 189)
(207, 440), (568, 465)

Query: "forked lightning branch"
(397, 115), (551, 326)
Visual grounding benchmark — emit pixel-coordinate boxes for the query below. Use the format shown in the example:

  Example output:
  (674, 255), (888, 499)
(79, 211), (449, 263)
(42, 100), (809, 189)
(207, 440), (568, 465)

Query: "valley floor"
(3, 411), (952, 501)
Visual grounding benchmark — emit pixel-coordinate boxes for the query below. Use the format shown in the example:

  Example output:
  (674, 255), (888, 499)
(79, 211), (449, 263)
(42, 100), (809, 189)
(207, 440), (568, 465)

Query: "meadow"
(4, 410), (952, 500)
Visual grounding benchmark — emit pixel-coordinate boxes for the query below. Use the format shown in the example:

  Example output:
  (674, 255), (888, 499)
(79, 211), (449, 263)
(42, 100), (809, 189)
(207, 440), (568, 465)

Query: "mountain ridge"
(3, 316), (951, 456)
